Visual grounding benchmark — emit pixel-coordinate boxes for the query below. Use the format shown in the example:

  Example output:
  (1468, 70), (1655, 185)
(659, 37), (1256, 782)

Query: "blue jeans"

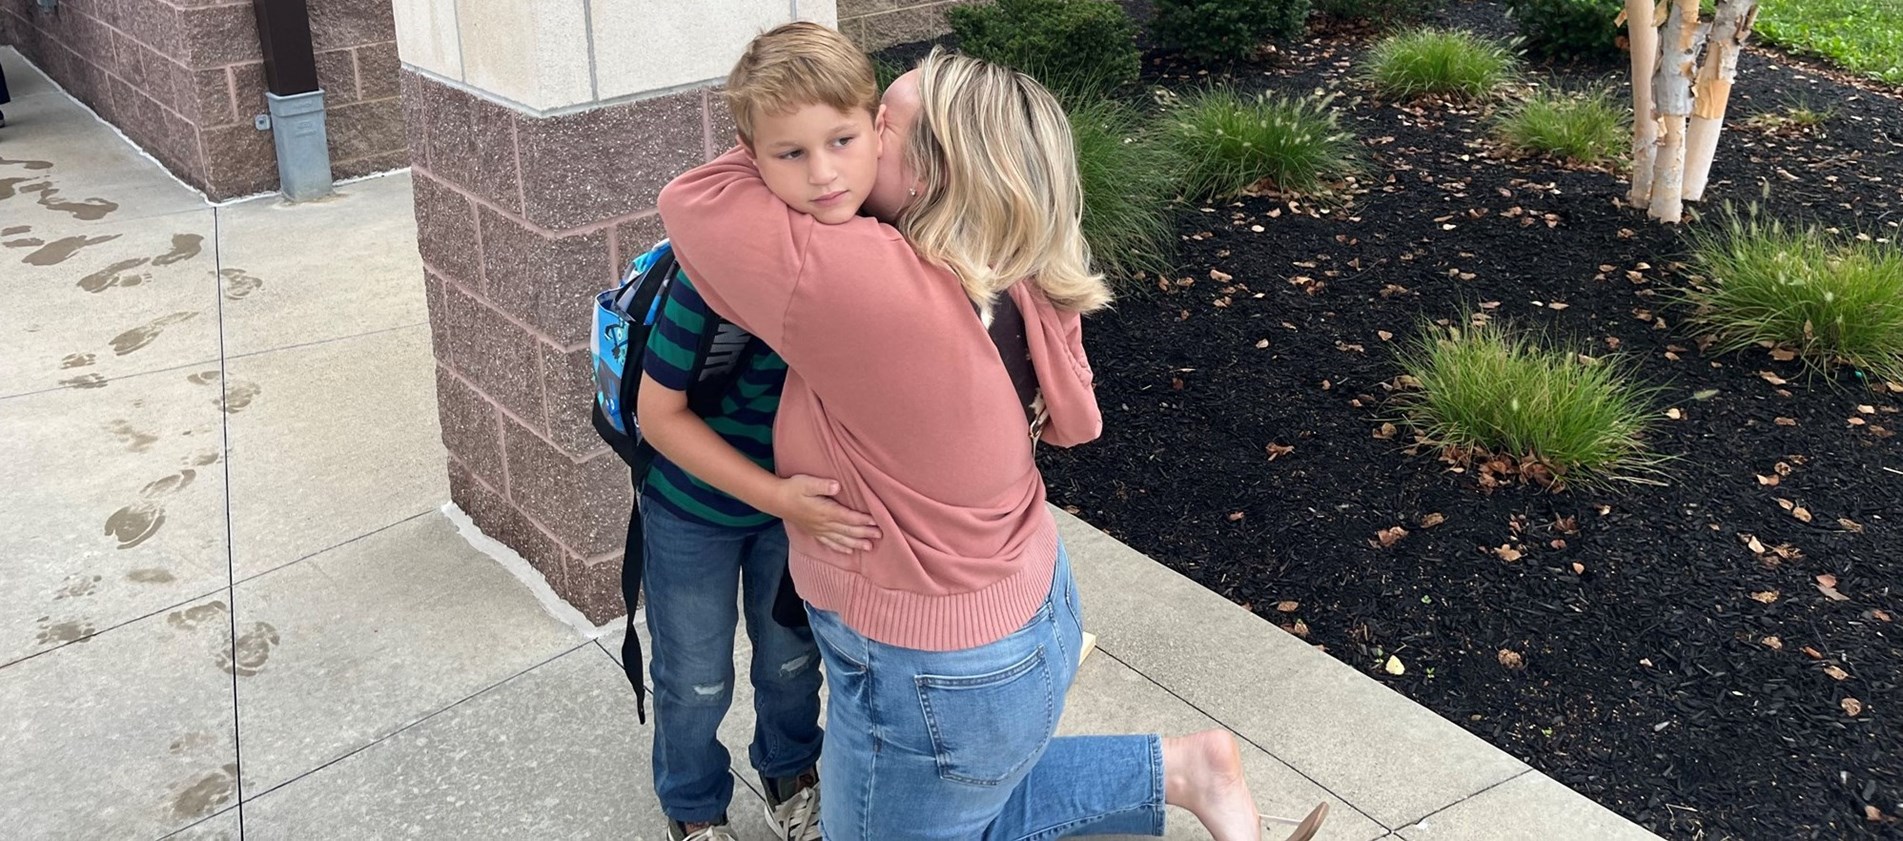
(807, 544), (1166, 840)
(642, 501), (825, 824)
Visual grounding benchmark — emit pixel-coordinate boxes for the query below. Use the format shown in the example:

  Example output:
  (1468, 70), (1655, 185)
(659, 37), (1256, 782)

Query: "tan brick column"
(394, 1), (836, 623)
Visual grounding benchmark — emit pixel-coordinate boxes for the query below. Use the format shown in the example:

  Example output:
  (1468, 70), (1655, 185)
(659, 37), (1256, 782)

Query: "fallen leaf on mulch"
(1275, 600), (1300, 613)
(1255, 339), (1269, 349)
(1419, 512), (1447, 528)
(1494, 544), (1523, 562)
(1839, 517), (1864, 533)
(1816, 574), (1850, 601)
(1666, 407), (1684, 420)
(1874, 609), (1894, 622)
(1775, 417), (1798, 426)
(1742, 534), (1769, 554)
(1770, 348), (1798, 361)
(1266, 443), (1294, 461)
(1792, 506), (1814, 523)
(1824, 664), (1851, 681)
(1802, 646), (1824, 659)
(1750, 590), (1780, 604)
(1775, 461), (1795, 476)
(1209, 268), (1233, 282)
(1378, 330), (1394, 341)
(1760, 371), (1789, 385)
(1226, 511), (1245, 521)
(1867, 805), (1885, 823)
(1857, 404), (1877, 414)
(1373, 422), (1398, 439)
(1373, 526), (1409, 547)
(1498, 649), (1525, 670)
(1757, 473), (1780, 487)
(1762, 636), (1783, 650)
(1842, 697), (1863, 717)
(1570, 561), (1584, 574)
(1384, 655), (1405, 676)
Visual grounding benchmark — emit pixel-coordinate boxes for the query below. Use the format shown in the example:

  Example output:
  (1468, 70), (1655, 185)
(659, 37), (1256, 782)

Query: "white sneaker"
(764, 783), (822, 841)
(670, 820), (739, 841)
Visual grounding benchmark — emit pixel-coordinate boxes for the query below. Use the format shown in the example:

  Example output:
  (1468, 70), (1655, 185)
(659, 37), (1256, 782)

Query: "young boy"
(634, 21), (885, 841)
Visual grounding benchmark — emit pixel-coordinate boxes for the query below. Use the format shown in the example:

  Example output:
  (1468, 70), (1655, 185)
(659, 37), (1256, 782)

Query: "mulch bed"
(1006, 2), (1903, 838)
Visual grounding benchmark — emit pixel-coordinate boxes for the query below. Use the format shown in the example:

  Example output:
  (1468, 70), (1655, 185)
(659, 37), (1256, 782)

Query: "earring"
(908, 185), (918, 198)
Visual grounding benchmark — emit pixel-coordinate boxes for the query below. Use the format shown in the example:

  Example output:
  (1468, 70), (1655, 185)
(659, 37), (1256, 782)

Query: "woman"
(659, 47), (1325, 841)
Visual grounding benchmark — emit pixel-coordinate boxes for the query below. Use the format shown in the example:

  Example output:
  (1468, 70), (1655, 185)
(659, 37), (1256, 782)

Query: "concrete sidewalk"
(0, 48), (1658, 841)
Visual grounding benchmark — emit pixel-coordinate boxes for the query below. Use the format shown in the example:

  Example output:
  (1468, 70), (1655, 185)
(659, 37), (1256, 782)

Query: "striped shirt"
(639, 271), (787, 531)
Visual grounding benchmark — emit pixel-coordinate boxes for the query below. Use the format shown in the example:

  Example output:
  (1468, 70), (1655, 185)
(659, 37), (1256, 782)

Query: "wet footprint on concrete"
(60, 352), (95, 369)
(128, 568), (177, 584)
(103, 469), (196, 549)
(34, 616), (96, 646)
(166, 600), (229, 631)
(53, 574), (102, 600)
(22, 233), (119, 266)
(109, 311), (198, 356)
(153, 234), (203, 266)
(219, 268), (263, 300)
(106, 419), (158, 452)
(220, 622), (280, 677)
(33, 185), (118, 221)
(0, 156), (55, 170)
(78, 257), (152, 292)
(59, 372), (107, 389)
(170, 763), (238, 820)
(188, 369), (262, 413)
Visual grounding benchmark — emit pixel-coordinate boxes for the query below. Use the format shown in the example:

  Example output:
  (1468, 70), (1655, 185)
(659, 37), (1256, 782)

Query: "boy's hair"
(725, 21), (879, 147)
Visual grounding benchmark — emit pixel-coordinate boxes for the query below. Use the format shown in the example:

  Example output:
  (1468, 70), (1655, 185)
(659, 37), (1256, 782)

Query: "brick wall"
(403, 69), (739, 624)
(1, 0), (407, 199)
(839, 0), (980, 50)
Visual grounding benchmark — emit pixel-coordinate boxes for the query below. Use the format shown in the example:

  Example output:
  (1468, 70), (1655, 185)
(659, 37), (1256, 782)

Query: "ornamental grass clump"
(1163, 89), (1358, 200)
(1494, 85), (1629, 166)
(1396, 320), (1664, 487)
(1686, 211), (1903, 381)
(1070, 97), (1179, 282)
(1363, 28), (1520, 100)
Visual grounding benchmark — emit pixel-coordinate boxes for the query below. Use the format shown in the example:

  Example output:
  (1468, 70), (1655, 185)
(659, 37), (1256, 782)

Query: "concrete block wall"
(838, 0), (980, 50)
(0, 0), (408, 199)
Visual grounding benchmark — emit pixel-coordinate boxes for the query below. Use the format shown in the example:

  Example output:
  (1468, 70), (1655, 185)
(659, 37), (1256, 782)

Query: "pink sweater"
(658, 148), (1103, 651)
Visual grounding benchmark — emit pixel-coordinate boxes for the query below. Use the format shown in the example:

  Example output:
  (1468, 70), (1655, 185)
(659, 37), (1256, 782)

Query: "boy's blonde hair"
(897, 47), (1112, 316)
(725, 22), (879, 147)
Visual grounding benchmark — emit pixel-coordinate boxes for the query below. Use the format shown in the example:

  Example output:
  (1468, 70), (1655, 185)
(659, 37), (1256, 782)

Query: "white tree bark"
(1625, 0), (1662, 207)
(1683, 0), (1759, 202)
(1648, 0), (1708, 223)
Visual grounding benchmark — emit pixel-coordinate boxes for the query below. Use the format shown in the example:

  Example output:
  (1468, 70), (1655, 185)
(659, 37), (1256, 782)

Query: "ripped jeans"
(642, 500), (825, 824)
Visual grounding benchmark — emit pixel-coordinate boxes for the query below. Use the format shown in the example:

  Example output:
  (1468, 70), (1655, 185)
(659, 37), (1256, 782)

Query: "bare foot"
(1162, 730), (1262, 841)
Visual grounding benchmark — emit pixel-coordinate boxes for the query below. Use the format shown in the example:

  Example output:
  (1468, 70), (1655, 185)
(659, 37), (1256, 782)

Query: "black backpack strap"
(619, 466), (649, 724)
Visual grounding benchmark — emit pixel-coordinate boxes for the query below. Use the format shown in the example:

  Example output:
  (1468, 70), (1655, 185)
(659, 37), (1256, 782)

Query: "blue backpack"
(590, 239), (756, 475)
(589, 238), (758, 723)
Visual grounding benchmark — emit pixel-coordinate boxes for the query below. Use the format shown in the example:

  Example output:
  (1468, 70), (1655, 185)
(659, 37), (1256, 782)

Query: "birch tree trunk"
(1625, 0), (1662, 207)
(1648, 0), (1707, 223)
(1683, 0), (1759, 202)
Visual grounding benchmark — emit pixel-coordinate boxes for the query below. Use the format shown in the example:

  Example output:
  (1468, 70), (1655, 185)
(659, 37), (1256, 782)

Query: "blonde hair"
(898, 47), (1112, 316)
(725, 22), (879, 147)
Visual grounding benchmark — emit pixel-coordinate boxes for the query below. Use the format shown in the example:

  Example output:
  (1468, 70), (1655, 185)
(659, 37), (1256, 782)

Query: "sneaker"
(761, 770), (822, 841)
(667, 818), (738, 841)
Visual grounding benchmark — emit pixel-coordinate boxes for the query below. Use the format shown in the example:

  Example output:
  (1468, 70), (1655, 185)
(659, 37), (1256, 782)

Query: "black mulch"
(1016, 2), (1903, 839)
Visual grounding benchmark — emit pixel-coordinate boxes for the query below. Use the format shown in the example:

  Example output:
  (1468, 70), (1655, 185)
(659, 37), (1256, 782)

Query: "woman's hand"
(772, 475), (881, 554)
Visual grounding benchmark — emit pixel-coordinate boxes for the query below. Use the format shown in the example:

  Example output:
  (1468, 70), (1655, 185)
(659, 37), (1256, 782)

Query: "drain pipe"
(252, 0), (332, 201)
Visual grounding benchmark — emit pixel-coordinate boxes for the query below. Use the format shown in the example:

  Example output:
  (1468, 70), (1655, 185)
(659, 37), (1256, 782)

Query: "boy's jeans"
(642, 501), (824, 824)
(806, 544), (1166, 841)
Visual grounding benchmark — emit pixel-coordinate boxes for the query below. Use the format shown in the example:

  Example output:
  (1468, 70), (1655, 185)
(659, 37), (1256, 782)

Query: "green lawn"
(1755, 0), (1903, 86)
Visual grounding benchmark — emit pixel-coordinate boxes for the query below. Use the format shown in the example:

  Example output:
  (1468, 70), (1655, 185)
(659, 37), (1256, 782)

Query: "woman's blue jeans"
(806, 544), (1166, 840)
(642, 502), (825, 824)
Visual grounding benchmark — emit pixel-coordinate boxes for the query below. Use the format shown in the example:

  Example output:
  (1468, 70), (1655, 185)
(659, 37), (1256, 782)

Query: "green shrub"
(1153, 0), (1312, 62)
(1494, 86), (1628, 165)
(1071, 98), (1179, 282)
(948, 0), (1141, 97)
(1314, 0), (1436, 27)
(1502, 0), (1623, 59)
(1363, 28), (1518, 100)
(1686, 211), (1903, 381)
(1163, 88), (1359, 199)
(1397, 320), (1663, 486)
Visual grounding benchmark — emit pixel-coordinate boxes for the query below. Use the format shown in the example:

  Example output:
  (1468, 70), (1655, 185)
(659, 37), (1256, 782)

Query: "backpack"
(590, 239), (756, 476)
(589, 239), (758, 723)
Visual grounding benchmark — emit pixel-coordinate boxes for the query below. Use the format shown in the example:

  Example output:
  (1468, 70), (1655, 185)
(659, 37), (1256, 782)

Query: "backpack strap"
(618, 475), (648, 724)
(977, 292), (1043, 434)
